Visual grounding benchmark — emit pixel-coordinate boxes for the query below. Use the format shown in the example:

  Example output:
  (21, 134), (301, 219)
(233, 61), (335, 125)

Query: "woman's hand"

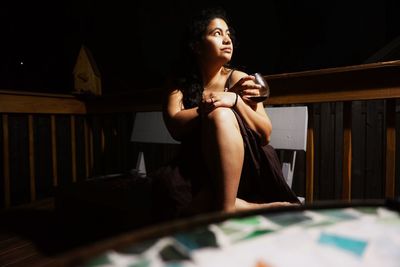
(200, 91), (238, 115)
(228, 75), (262, 98)
(227, 75), (263, 108)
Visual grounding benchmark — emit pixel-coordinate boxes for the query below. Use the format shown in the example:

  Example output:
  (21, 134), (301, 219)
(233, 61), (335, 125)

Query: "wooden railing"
(265, 60), (400, 202)
(1, 92), (84, 208)
(1, 60), (400, 208)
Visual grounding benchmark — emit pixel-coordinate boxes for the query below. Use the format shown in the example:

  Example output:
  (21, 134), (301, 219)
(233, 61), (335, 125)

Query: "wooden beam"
(84, 118), (90, 179)
(89, 119), (94, 177)
(2, 115), (10, 208)
(28, 115), (36, 202)
(266, 88), (400, 105)
(51, 115), (58, 187)
(342, 102), (352, 200)
(265, 61), (400, 105)
(0, 91), (86, 114)
(385, 99), (396, 198)
(1, 60), (400, 114)
(71, 115), (77, 183)
(306, 108), (314, 203)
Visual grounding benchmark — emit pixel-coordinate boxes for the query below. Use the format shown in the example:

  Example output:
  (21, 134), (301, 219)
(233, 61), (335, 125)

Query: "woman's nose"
(223, 36), (231, 44)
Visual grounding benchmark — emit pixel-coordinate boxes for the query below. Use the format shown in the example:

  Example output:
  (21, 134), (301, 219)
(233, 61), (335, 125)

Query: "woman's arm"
(163, 88), (200, 141)
(234, 97), (272, 145)
(229, 71), (272, 145)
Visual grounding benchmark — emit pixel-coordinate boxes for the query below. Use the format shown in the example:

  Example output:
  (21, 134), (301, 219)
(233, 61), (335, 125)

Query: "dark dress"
(150, 71), (299, 221)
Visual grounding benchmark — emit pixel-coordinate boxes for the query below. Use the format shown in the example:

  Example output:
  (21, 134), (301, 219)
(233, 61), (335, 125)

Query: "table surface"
(58, 199), (400, 267)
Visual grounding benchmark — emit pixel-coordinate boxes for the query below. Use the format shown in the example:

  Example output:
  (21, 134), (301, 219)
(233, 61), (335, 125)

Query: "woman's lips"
(221, 48), (232, 53)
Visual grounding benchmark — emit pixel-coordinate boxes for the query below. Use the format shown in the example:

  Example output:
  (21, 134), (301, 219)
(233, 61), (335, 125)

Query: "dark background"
(1, 0), (399, 94)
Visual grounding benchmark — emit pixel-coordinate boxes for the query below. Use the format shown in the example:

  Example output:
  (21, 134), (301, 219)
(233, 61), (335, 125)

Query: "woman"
(152, 7), (299, 220)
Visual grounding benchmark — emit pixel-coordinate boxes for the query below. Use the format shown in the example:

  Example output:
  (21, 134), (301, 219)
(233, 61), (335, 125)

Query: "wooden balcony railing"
(1, 60), (400, 209)
(265, 60), (400, 202)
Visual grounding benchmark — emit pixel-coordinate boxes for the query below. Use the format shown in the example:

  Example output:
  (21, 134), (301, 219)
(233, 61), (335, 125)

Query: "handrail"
(1, 60), (399, 208)
(266, 60), (400, 105)
(0, 90), (86, 114)
(2, 60), (400, 111)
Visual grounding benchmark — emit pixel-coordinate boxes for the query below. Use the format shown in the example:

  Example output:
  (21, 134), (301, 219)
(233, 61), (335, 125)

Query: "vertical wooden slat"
(101, 128), (105, 153)
(51, 115), (58, 187)
(342, 102), (352, 200)
(28, 115), (36, 202)
(2, 115), (10, 208)
(89, 118), (94, 177)
(100, 124), (105, 175)
(84, 118), (90, 179)
(385, 99), (396, 198)
(70, 115), (77, 183)
(306, 109), (314, 203)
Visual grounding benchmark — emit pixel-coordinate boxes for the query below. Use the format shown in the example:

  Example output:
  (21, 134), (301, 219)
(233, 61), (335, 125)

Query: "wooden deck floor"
(0, 199), (59, 267)
(0, 190), (156, 267)
(0, 198), (127, 267)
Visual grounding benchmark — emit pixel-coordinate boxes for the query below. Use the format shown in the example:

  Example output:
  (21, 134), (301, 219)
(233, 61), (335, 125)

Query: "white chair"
(130, 111), (180, 176)
(266, 106), (308, 202)
(131, 108), (308, 202)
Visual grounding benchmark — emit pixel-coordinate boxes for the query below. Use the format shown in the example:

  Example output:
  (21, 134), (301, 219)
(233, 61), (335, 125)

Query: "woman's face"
(198, 18), (233, 63)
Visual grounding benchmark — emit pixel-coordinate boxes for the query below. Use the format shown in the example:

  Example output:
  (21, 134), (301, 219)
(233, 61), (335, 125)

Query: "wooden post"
(28, 115), (36, 202)
(71, 115), (77, 183)
(51, 115), (58, 187)
(2, 115), (10, 208)
(385, 99), (396, 198)
(342, 102), (352, 200)
(89, 118), (94, 177)
(84, 117), (90, 179)
(306, 106), (314, 203)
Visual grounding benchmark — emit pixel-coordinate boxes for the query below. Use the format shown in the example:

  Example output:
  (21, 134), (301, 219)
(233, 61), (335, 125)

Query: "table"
(58, 199), (400, 267)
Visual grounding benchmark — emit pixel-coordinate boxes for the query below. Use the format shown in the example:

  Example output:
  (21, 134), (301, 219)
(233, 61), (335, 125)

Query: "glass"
(248, 72), (270, 103)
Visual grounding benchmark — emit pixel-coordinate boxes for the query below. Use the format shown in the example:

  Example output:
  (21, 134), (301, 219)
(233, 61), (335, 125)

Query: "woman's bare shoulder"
(230, 69), (249, 83)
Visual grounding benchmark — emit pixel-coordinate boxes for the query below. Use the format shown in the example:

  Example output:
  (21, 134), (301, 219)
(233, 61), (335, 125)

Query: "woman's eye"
(214, 31), (221, 36)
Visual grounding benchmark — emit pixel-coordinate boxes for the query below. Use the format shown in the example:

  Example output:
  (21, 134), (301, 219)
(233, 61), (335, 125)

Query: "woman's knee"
(206, 107), (236, 126)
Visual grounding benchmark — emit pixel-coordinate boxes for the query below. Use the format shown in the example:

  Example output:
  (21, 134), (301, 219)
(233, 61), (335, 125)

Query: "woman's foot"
(234, 197), (299, 212)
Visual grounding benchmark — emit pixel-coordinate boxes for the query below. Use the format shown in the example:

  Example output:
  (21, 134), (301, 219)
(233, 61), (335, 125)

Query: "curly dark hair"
(174, 7), (236, 108)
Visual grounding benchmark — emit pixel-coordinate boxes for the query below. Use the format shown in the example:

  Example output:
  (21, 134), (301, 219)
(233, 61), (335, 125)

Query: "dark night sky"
(1, 0), (399, 94)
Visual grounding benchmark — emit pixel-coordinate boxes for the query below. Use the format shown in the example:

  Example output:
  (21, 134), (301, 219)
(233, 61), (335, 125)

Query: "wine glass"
(248, 72), (270, 103)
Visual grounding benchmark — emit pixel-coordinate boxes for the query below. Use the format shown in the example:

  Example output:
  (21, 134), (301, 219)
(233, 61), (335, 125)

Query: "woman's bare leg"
(202, 107), (244, 212)
(200, 107), (299, 213)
